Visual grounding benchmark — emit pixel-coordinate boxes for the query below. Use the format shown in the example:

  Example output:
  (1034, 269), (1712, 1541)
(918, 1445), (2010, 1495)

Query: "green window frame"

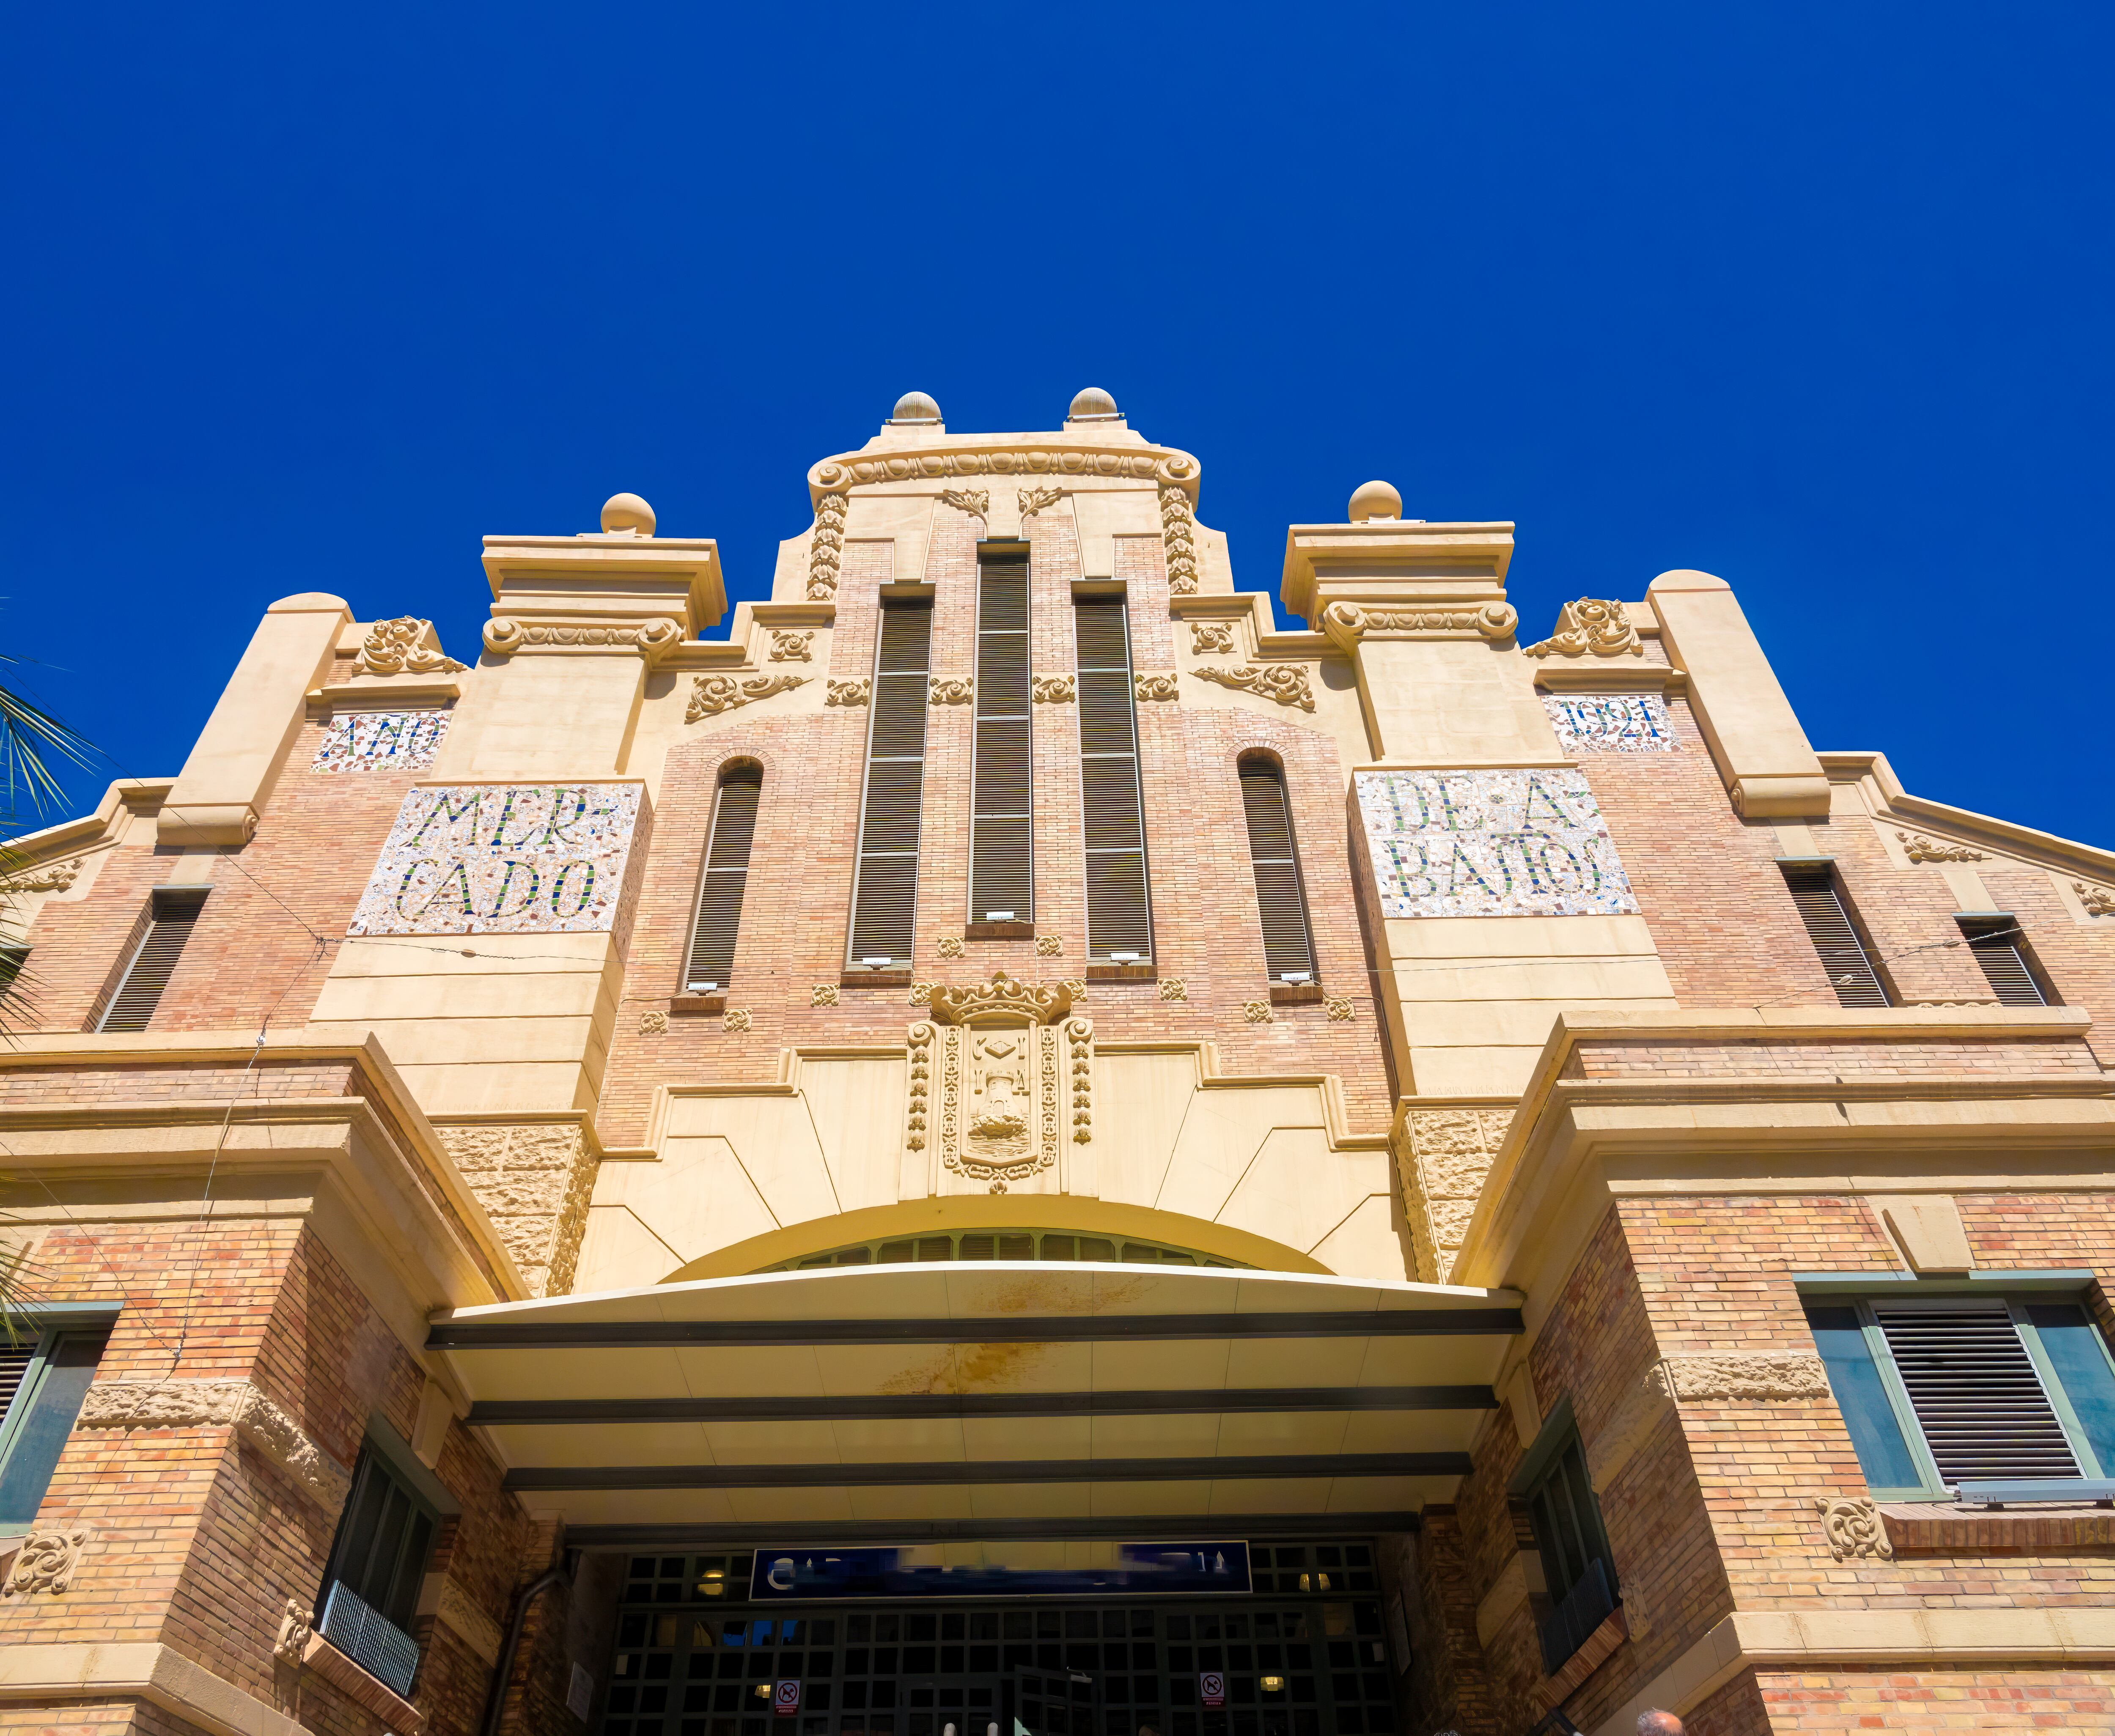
(1508, 1399), (1619, 1674)
(0, 1319), (114, 1530)
(1802, 1289), (2115, 1500)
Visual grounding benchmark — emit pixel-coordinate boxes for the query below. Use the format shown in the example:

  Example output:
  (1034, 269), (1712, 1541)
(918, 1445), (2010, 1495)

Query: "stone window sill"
(964, 921), (1035, 941)
(670, 994), (726, 1016)
(1878, 1502), (2115, 1553)
(1269, 982), (1323, 1005)
(1085, 962), (1155, 982)
(1541, 1604), (1627, 1708)
(840, 970), (912, 989)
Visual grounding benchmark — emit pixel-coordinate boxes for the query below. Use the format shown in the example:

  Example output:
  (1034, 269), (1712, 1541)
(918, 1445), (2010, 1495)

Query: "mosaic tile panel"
(1541, 691), (1678, 753)
(311, 711), (450, 773)
(348, 783), (645, 935)
(1356, 768), (1639, 919)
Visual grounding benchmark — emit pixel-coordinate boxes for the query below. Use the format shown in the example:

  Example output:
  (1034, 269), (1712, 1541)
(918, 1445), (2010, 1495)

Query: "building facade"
(0, 388), (2111, 1736)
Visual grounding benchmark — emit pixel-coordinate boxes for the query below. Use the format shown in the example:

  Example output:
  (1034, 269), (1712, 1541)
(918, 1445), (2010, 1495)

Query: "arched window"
(1237, 754), (1316, 985)
(684, 762), (763, 993)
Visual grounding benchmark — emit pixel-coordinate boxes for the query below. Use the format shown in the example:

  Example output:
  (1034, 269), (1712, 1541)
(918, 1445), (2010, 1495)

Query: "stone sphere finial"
(601, 492), (656, 536)
(1348, 480), (1402, 523)
(890, 391), (943, 425)
(1067, 386), (1121, 421)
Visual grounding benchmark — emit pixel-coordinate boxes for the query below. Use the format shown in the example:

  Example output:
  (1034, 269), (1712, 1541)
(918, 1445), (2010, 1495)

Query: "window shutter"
(1959, 916), (2047, 1006)
(1780, 864), (1890, 1006)
(1239, 759), (1316, 982)
(971, 550), (1033, 920)
(849, 601), (934, 964)
(0, 1344), (33, 1424)
(684, 765), (763, 992)
(96, 887), (209, 1033)
(1074, 598), (1152, 959)
(1873, 1301), (2081, 1482)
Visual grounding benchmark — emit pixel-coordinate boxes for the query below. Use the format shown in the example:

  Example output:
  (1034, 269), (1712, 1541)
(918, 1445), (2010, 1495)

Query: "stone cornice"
(0, 1641), (317, 1736)
(808, 439), (1200, 506)
(1823, 750), (2115, 885)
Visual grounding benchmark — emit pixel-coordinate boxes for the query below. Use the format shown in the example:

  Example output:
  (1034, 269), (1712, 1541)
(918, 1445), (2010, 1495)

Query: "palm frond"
(0, 658), (98, 817)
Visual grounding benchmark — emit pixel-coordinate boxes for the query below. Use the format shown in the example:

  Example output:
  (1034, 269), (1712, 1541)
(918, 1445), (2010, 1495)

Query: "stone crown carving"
(1031, 674), (1076, 703)
(77, 1379), (353, 1508)
(1321, 600), (1518, 653)
(1193, 663), (1316, 712)
(355, 616), (467, 677)
(826, 677), (870, 706)
(927, 970), (1072, 1027)
(1524, 598), (1643, 659)
(1895, 830), (1982, 863)
(486, 617), (683, 663)
(688, 673), (808, 721)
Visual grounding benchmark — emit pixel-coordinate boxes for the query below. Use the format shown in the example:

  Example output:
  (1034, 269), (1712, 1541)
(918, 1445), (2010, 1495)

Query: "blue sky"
(3, 2), (2107, 843)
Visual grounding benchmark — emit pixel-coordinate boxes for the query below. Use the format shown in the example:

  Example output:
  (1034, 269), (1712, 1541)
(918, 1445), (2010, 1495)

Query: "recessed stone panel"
(348, 782), (645, 935)
(1541, 692), (1678, 753)
(1356, 768), (1639, 919)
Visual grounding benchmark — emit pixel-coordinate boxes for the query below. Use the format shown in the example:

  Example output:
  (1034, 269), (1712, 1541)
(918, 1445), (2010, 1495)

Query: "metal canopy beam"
(562, 1512), (1426, 1549)
(503, 1451), (1472, 1491)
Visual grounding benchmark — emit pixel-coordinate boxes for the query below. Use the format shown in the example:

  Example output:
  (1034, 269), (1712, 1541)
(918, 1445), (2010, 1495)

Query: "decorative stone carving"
(1324, 996), (1353, 1021)
(814, 447), (1197, 491)
(906, 1021), (935, 1150)
(1066, 1017), (1094, 1143)
(939, 488), (990, 521)
(354, 617), (468, 677)
(1523, 598), (1644, 659)
(1542, 693), (1678, 754)
(1243, 1001), (1273, 1023)
(2, 858), (81, 892)
(78, 1379), (352, 1507)
(2, 1528), (89, 1597)
(437, 1123), (595, 1297)
(688, 672), (809, 721)
(928, 970), (1071, 1027)
(1897, 831), (1983, 863)
(1134, 672), (1180, 702)
(909, 982), (935, 1006)
(723, 1008), (752, 1033)
(811, 985), (840, 1007)
(1194, 663), (1315, 712)
(1157, 978), (1187, 1002)
(1018, 486), (1063, 519)
(1160, 484), (1200, 595)
(1395, 1107), (1513, 1284)
(1035, 935), (1063, 957)
(435, 1577), (504, 1666)
(1665, 1353), (1829, 1401)
(1059, 978), (1087, 1001)
(1031, 674), (1076, 703)
(485, 617), (682, 661)
(1189, 620), (1237, 654)
(2076, 881), (2115, 917)
(273, 1597), (314, 1667)
(929, 677), (975, 706)
(808, 492), (848, 600)
(936, 936), (965, 959)
(638, 1010), (668, 1035)
(826, 678), (870, 706)
(312, 711), (450, 773)
(1320, 600), (1518, 652)
(769, 630), (815, 663)
(1814, 1496), (1893, 1561)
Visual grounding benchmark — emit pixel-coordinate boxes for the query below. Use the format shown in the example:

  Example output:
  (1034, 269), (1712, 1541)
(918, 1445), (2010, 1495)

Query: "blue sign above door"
(746, 1542), (1253, 1600)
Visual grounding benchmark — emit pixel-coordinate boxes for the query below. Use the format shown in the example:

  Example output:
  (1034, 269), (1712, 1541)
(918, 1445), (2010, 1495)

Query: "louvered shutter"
(1074, 599), (1152, 958)
(1780, 863), (1890, 1006)
(971, 551), (1033, 920)
(1239, 758), (1316, 982)
(1874, 1302), (2081, 1481)
(97, 887), (209, 1033)
(1959, 916), (2048, 1006)
(684, 765), (763, 992)
(0, 1344), (33, 1425)
(849, 602), (934, 964)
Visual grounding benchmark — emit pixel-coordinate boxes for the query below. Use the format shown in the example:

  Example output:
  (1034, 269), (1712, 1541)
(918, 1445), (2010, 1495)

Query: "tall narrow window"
(1511, 1410), (1618, 1674)
(0, 1326), (108, 1528)
(970, 545), (1033, 924)
(1958, 914), (2051, 1006)
(93, 886), (209, 1032)
(1074, 598), (1151, 962)
(1238, 755), (1316, 985)
(319, 1442), (440, 1697)
(683, 763), (763, 993)
(848, 601), (934, 968)
(1780, 861), (1890, 1007)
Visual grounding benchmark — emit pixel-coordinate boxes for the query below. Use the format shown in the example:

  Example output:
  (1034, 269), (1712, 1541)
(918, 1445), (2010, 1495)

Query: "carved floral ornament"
(812, 447), (1198, 493)
(2, 1526), (91, 1596)
(769, 630), (815, 663)
(486, 616), (684, 663)
(827, 678), (870, 706)
(1019, 486), (1063, 518)
(1522, 598), (1645, 659)
(1161, 484), (1199, 596)
(1320, 600), (1519, 654)
(1031, 674), (1075, 703)
(687, 672), (808, 721)
(930, 677), (975, 706)
(1189, 620), (1237, 654)
(939, 488), (990, 521)
(808, 491), (849, 601)
(1897, 831), (1983, 864)
(1193, 662), (1316, 712)
(2077, 881), (2115, 917)
(1134, 672), (1180, 702)
(2, 858), (81, 893)
(274, 1597), (314, 1667)
(354, 616), (468, 677)
(1814, 1495), (1893, 1561)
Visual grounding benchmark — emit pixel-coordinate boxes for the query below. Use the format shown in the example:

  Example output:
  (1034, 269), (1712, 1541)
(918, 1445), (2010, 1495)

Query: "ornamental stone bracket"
(1522, 597), (1645, 659)
(354, 617), (469, 677)
(1, 1527), (90, 1596)
(485, 616), (685, 664)
(77, 1380), (352, 1508)
(687, 672), (809, 721)
(1192, 663), (1316, 712)
(1319, 600), (1519, 655)
(1814, 1495), (1893, 1561)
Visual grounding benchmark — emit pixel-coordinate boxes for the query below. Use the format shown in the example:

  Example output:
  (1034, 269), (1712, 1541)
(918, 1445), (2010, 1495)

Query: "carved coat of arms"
(907, 972), (1091, 1193)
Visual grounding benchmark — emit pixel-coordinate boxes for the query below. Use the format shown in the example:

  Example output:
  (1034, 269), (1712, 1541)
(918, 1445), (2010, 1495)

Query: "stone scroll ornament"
(1522, 598), (1645, 658)
(1193, 663), (1315, 712)
(826, 678), (870, 706)
(1357, 768), (1639, 919)
(1160, 485), (1200, 595)
(2, 1527), (91, 1596)
(808, 492), (848, 599)
(353, 616), (468, 677)
(688, 673), (808, 721)
(347, 783), (646, 937)
(1814, 1496), (1893, 1561)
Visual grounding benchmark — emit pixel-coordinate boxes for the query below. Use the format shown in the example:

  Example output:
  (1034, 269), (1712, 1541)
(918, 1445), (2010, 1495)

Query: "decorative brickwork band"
(437, 1123), (595, 1298)
(78, 1380), (351, 1508)
(2, 1527), (91, 1596)
(688, 672), (808, 721)
(353, 616), (467, 677)
(1193, 663), (1316, 711)
(1522, 597), (1645, 659)
(1814, 1496), (1893, 1561)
